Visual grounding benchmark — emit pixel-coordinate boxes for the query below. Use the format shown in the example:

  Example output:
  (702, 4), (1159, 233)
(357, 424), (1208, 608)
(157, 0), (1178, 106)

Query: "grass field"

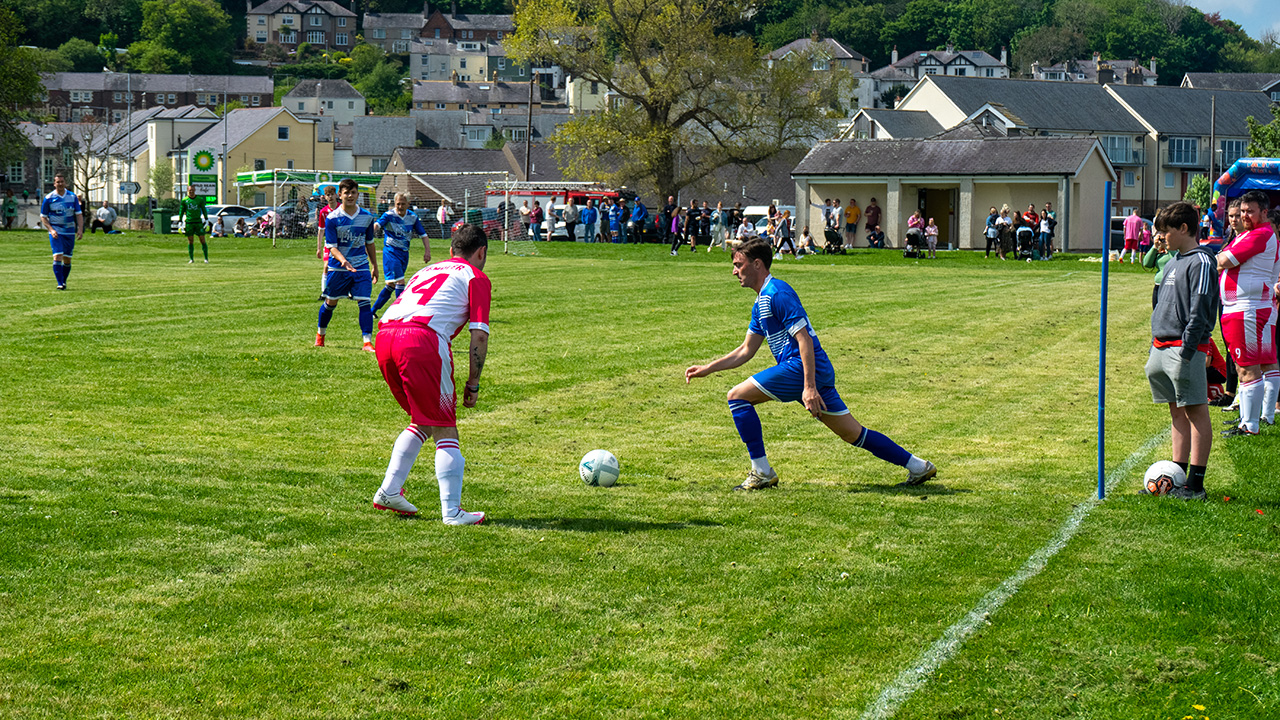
(1, 230), (1277, 719)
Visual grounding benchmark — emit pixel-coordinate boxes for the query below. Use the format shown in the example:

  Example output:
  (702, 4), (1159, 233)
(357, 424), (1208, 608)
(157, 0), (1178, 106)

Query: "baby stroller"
(903, 227), (924, 258)
(823, 228), (845, 254)
(1016, 226), (1036, 260)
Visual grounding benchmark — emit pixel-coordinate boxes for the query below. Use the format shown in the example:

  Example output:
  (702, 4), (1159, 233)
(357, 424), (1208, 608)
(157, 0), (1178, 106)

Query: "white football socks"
(1263, 371), (1280, 424)
(1239, 378), (1263, 433)
(380, 426), (426, 497)
(905, 455), (928, 474)
(436, 438), (464, 519)
(750, 455), (772, 475)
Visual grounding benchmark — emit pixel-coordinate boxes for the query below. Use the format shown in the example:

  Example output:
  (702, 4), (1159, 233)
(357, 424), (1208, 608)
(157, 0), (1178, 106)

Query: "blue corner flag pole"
(1098, 180), (1113, 500)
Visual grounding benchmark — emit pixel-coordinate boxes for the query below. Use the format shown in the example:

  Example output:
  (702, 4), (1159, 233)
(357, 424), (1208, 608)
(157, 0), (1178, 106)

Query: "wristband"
(465, 383), (479, 392)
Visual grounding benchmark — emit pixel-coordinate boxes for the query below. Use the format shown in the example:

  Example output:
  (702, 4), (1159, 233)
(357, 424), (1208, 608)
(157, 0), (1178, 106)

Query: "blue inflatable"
(1211, 157), (1280, 239)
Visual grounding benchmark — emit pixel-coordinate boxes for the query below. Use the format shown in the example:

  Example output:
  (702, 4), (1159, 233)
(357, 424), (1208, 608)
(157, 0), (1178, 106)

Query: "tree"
(356, 60), (407, 108)
(347, 42), (386, 83)
(58, 38), (105, 72)
(149, 160), (174, 200)
(0, 9), (46, 167)
(506, 0), (851, 201)
(1011, 25), (1087, 74)
(829, 2), (889, 66)
(69, 119), (130, 206)
(1246, 105), (1280, 158)
(878, 83), (911, 109)
(130, 0), (234, 73)
(1183, 173), (1209, 210)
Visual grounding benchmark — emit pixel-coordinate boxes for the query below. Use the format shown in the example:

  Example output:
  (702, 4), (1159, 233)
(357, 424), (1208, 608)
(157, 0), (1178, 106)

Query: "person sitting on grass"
(866, 224), (885, 249)
(796, 225), (818, 256)
(234, 218), (247, 237)
(1143, 201), (1218, 500)
(90, 200), (117, 234)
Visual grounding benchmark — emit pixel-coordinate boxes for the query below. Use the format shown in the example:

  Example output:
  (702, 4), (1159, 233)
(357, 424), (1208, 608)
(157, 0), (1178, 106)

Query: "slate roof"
(41, 72), (272, 95)
(284, 79), (365, 100)
(929, 120), (1006, 140)
(351, 116), (416, 156)
(860, 108), (943, 139)
(441, 13), (514, 32)
(1107, 85), (1274, 136)
(20, 122), (89, 148)
(334, 122), (353, 150)
(408, 39), (505, 56)
(792, 137), (1104, 177)
(388, 147), (515, 203)
(363, 12), (425, 29)
(413, 80), (531, 105)
(1181, 73), (1280, 92)
(917, 75), (1148, 134)
(893, 48), (1004, 70)
(765, 38), (866, 62)
(248, 0), (355, 17)
(180, 107), (307, 152)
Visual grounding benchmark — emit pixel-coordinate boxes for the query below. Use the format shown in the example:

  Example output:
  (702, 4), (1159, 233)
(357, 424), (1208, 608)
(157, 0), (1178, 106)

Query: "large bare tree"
(506, 0), (852, 200)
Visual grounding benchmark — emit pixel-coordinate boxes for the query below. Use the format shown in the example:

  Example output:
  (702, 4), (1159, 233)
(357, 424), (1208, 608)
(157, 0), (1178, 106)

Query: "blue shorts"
(749, 363), (849, 415)
(323, 269), (373, 301)
(383, 247), (409, 282)
(50, 232), (75, 257)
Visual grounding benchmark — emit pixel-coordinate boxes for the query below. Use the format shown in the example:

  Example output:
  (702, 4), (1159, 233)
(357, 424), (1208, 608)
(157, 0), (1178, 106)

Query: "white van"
(742, 204), (796, 234)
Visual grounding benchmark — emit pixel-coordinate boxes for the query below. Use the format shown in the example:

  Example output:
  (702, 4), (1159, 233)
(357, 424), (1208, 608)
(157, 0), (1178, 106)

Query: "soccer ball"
(1143, 460), (1186, 496)
(579, 450), (620, 487)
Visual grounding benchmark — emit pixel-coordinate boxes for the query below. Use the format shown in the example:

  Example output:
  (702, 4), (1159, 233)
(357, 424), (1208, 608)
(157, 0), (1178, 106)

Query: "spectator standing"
(437, 201), (453, 239)
(1121, 209), (1143, 263)
(695, 201), (711, 248)
(996, 206), (1013, 260)
(615, 197), (629, 243)
(984, 206), (999, 258)
(1043, 202), (1058, 256)
(669, 207), (686, 255)
(519, 200), (531, 237)
(661, 195), (676, 247)
(844, 199), (860, 248)
(2, 189), (17, 230)
(563, 197), (580, 241)
(529, 200), (544, 241)
(828, 199), (841, 232)
(709, 201), (726, 251)
(819, 199), (831, 231)
(1037, 213), (1051, 259)
(608, 197), (624, 243)
(1218, 191), (1279, 437)
(580, 198), (598, 243)
(774, 210), (795, 258)
(629, 196), (647, 243)
(924, 217), (939, 259)
(863, 198), (881, 242)
(1142, 228), (1172, 308)
(1022, 204), (1039, 231)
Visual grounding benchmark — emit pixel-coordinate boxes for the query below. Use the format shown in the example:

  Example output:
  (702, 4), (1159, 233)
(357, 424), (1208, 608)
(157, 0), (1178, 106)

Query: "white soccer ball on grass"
(1143, 460), (1186, 496)
(579, 450), (620, 487)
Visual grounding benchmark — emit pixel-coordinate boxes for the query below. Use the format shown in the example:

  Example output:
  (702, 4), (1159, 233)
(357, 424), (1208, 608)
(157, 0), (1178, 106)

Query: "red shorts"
(376, 323), (457, 426)
(1221, 308), (1277, 367)
(1124, 237), (1139, 250)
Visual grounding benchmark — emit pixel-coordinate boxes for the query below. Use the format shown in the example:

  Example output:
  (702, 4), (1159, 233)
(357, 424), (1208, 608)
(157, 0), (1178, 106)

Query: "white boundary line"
(855, 429), (1170, 720)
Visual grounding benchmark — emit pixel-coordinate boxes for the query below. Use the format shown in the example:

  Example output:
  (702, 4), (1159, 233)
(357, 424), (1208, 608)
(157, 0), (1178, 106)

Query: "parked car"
(1109, 215), (1154, 251)
(170, 204), (254, 234)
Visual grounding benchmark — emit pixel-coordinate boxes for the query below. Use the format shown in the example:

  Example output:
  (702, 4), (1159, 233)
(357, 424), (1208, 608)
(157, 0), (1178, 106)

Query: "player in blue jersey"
(371, 192), (430, 317)
(40, 172), (84, 290)
(316, 177), (379, 352)
(685, 237), (937, 490)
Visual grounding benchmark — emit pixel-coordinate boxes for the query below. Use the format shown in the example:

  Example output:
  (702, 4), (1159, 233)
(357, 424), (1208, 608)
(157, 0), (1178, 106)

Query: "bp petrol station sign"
(190, 151), (218, 201)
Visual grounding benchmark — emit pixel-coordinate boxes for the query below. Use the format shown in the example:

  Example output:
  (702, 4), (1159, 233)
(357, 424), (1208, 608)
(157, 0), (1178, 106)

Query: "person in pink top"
(1121, 209), (1144, 263)
(1218, 191), (1280, 437)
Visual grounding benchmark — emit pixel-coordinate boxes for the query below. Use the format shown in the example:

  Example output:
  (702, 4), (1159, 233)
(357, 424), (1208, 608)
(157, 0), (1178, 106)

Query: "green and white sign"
(192, 150), (216, 173)
(190, 173), (218, 200)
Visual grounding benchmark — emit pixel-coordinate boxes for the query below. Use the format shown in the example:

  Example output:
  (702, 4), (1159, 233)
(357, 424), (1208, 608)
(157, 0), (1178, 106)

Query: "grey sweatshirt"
(1151, 245), (1219, 361)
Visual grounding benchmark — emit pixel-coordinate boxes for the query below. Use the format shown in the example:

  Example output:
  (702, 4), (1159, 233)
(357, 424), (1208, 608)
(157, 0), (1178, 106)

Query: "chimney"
(423, 1), (429, 15)
(451, 69), (459, 85)
(1092, 51), (1101, 69)
(891, 45), (898, 64)
(1149, 57), (1156, 77)
(1031, 60), (1040, 78)
(1000, 46), (1007, 65)
(1097, 65), (1114, 85)
(945, 42), (954, 55)
(246, 0), (252, 13)
(810, 28), (819, 42)
(450, 0), (457, 15)
(491, 70), (497, 81)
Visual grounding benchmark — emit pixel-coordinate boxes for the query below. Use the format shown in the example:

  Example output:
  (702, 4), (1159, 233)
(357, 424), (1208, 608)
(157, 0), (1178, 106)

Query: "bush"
(159, 198), (180, 214)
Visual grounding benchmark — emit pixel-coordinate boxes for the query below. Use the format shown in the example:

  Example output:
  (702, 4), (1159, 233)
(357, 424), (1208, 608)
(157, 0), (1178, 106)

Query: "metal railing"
(1105, 148), (1147, 165)
(1162, 149), (1206, 168)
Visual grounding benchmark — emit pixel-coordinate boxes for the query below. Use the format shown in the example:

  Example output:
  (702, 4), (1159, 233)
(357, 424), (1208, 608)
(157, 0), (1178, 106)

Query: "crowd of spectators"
(984, 202), (1058, 261)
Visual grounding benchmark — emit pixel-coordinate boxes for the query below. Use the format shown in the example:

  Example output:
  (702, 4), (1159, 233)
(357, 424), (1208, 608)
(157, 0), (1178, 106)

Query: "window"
(498, 58), (506, 70)
(1272, 91), (1280, 102)
(466, 127), (489, 141)
(954, 68), (966, 76)
(298, 101), (306, 111)
(7, 160), (23, 182)
(241, 95), (249, 103)
(280, 31), (296, 43)
(434, 28), (440, 38)
(460, 58), (466, 69)
(62, 146), (72, 164)
(1123, 171), (1135, 187)
(287, 160), (294, 169)
(310, 14), (322, 26)
(440, 62), (446, 71)
(278, 126), (290, 140)
(590, 81), (598, 94)
(112, 110), (123, 122)
(402, 29), (411, 38)
(338, 17), (346, 26)
(1100, 135), (1133, 164)
(70, 90), (92, 102)
(281, 14), (294, 25)
(1168, 137), (1198, 165)
(1220, 139), (1247, 166)
(503, 128), (526, 142)
(113, 92), (123, 102)
(394, 41), (408, 52)
(812, 59), (827, 71)
(257, 31), (268, 42)
(348, 101), (354, 109)
(251, 95), (261, 106)
(43, 157), (54, 186)
(519, 66), (525, 76)
(371, 158), (389, 172)
(923, 67), (938, 75)
(168, 94), (176, 104)
(374, 28), (386, 38)
(336, 33), (348, 45)
(326, 100), (333, 109)
(156, 93), (165, 104)
(257, 16), (265, 24)
(435, 102), (446, 109)
(1164, 172), (1174, 188)
(254, 159), (266, 171)
(421, 72), (429, 80)
(307, 31), (324, 44)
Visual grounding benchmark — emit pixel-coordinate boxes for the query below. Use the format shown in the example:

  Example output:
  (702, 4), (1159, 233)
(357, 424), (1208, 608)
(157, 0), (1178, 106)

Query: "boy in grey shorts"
(1145, 202), (1219, 500)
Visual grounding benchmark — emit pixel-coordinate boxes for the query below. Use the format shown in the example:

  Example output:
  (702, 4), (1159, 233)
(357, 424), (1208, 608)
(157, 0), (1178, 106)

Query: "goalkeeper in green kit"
(181, 185), (210, 263)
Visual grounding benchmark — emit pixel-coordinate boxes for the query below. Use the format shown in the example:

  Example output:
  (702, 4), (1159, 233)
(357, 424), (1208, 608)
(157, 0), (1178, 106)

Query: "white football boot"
(373, 488), (419, 515)
(443, 508), (486, 526)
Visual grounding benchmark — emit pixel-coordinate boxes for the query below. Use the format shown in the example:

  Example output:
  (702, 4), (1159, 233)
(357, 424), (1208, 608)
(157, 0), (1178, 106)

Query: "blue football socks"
(729, 399), (767, 459)
(853, 426), (911, 467)
(372, 286), (395, 316)
(317, 302), (335, 331)
(357, 300), (373, 335)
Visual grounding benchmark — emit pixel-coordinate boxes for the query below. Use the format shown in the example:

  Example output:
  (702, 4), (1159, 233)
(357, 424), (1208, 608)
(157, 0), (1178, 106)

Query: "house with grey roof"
(330, 116), (417, 173)
(38, 72), (272, 122)
(246, 0), (355, 52)
(364, 11), (426, 53)
(1107, 84), (1275, 211)
(843, 108), (944, 139)
(882, 44), (1009, 82)
(422, 6), (513, 43)
(791, 137), (1115, 251)
(765, 36), (868, 74)
(1030, 54), (1157, 86)
(283, 79), (366, 124)
(1181, 73), (1280, 101)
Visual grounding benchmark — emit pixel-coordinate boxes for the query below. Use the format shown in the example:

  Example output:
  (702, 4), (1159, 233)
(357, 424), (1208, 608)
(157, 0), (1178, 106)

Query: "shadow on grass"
(488, 517), (722, 532)
(844, 483), (972, 496)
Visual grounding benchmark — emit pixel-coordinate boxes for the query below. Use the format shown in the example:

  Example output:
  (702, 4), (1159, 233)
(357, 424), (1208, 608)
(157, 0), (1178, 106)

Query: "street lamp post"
(41, 131), (54, 194)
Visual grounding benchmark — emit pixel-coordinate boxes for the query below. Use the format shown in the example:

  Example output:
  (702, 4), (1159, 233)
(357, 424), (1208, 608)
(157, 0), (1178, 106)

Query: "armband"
(465, 383), (480, 392)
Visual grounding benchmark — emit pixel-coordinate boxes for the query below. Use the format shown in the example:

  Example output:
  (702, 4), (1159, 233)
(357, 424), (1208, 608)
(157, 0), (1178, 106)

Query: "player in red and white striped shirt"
(371, 223), (492, 525)
(1218, 190), (1279, 436)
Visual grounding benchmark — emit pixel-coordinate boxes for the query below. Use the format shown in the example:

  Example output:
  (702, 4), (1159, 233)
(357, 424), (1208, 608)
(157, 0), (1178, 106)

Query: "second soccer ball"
(1143, 460), (1186, 496)
(580, 450), (620, 487)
